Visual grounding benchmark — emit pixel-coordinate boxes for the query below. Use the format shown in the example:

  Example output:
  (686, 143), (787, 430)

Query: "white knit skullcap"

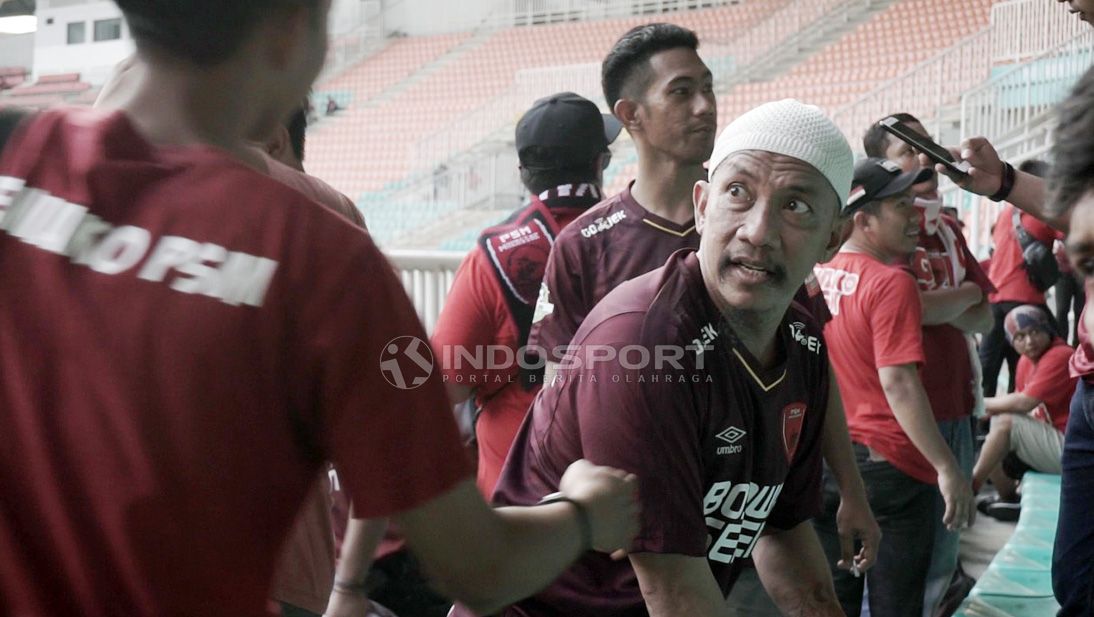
(708, 99), (853, 205)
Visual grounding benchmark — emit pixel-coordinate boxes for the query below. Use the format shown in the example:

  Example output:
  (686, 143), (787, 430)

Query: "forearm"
(820, 369), (866, 499)
(396, 481), (586, 615)
(949, 299), (993, 334)
(985, 392), (1041, 415)
(880, 367), (960, 475)
(920, 288), (976, 326)
(1008, 172), (1067, 231)
(754, 523), (843, 617)
(333, 514), (389, 585)
(630, 553), (732, 617)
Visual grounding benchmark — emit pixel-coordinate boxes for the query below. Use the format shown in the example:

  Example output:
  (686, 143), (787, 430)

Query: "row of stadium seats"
(0, 72), (97, 110)
(955, 473), (1062, 617)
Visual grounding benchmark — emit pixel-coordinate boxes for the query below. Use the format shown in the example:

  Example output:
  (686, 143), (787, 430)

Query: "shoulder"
(553, 192), (630, 246)
(266, 158), (363, 228)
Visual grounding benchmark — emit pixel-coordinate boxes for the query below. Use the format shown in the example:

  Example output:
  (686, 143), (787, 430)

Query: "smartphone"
(878, 116), (971, 176)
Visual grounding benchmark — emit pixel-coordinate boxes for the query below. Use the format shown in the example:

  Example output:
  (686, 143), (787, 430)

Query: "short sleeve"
(869, 269), (926, 369)
(1021, 345), (1073, 404)
(1022, 211), (1060, 245)
(292, 232), (472, 518)
(528, 233), (588, 363)
(431, 249), (509, 389)
(567, 318), (707, 556)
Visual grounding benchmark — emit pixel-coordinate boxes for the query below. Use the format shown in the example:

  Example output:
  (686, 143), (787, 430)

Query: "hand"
(558, 459), (640, 557)
(835, 491), (881, 574)
(921, 136), (1006, 197)
(937, 466), (976, 531)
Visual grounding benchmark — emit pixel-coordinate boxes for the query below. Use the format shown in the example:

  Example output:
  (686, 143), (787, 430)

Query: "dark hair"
(1018, 158), (1049, 178)
(602, 23), (699, 111)
(115, 0), (319, 66)
(519, 146), (601, 194)
(1049, 65), (1094, 218)
(285, 105), (308, 162)
(863, 112), (923, 158)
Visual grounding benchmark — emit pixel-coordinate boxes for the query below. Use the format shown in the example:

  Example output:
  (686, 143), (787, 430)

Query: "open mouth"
(723, 257), (781, 284)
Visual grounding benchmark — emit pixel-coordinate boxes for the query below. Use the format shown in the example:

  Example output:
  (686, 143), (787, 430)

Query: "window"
(66, 21), (85, 44)
(92, 18), (121, 42)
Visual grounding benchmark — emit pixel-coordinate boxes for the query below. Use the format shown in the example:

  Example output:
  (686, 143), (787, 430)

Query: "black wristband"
(989, 161), (1016, 202)
(539, 492), (593, 552)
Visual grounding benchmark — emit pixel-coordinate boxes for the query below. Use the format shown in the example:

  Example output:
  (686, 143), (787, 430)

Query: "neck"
(630, 147), (704, 225)
(842, 236), (899, 265)
(117, 54), (267, 167)
(724, 308), (782, 368)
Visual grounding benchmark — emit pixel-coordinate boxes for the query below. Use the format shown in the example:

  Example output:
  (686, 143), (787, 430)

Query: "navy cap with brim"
(874, 167), (934, 199)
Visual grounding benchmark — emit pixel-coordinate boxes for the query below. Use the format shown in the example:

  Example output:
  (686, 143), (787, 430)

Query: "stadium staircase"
(954, 472), (1062, 617)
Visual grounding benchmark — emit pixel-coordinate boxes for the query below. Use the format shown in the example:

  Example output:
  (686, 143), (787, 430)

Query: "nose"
(735, 199), (780, 249)
(695, 90), (716, 119)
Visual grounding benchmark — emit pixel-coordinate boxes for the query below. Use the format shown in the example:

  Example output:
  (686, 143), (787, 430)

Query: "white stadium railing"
(486, 0), (745, 28)
(387, 250), (467, 335)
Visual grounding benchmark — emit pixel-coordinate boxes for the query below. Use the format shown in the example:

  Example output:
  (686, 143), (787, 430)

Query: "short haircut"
(285, 105), (308, 163)
(1018, 158), (1049, 178)
(602, 23), (699, 111)
(863, 112), (923, 158)
(1048, 64), (1094, 217)
(519, 146), (601, 195)
(115, 0), (320, 66)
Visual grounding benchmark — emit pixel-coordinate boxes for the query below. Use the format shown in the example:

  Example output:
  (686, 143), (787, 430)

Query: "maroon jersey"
(464, 250), (828, 617)
(0, 109), (471, 617)
(528, 182), (698, 363)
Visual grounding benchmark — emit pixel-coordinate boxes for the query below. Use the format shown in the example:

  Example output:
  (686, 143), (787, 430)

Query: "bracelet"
(989, 161), (1016, 202)
(539, 492), (593, 552)
(332, 578), (369, 596)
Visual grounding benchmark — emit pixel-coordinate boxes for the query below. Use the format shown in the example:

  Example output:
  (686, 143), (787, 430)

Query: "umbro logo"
(716, 426), (746, 455)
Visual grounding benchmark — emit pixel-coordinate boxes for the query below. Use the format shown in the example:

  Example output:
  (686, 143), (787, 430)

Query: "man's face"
(258, 0), (330, 139)
(695, 150), (841, 316)
(1011, 327), (1052, 360)
(1060, 0), (1094, 25)
(882, 120), (939, 197)
(858, 191), (921, 261)
(633, 47), (717, 165)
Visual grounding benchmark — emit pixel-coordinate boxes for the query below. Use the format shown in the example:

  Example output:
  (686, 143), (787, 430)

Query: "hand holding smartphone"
(879, 116), (971, 177)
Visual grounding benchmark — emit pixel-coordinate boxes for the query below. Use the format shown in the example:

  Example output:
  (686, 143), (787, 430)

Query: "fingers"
(857, 531), (879, 571)
(942, 495), (957, 529)
(836, 528), (855, 571)
(609, 548), (629, 561)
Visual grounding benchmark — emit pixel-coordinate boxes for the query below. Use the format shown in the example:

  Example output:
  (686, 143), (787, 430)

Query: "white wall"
(34, 0), (133, 84)
(381, 0), (499, 35)
(0, 33), (34, 70)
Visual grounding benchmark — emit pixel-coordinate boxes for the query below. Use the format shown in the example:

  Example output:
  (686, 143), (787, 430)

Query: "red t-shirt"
(1015, 339), (1076, 432)
(988, 205), (1059, 305)
(910, 217), (995, 421)
(0, 109), (471, 617)
(816, 252), (935, 484)
(456, 251), (828, 616)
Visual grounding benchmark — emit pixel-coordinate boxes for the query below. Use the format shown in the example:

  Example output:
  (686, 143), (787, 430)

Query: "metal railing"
(387, 250), (467, 334)
(719, 0), (858, 71)
(961, 29), (1094, 145)
(991, 0), (1088, 65)
(486, 0), (744, 28)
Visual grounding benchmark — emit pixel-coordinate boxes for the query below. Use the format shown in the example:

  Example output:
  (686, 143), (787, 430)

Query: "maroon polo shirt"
(528, 182), (698, 363)
(458, 250), (829, 617)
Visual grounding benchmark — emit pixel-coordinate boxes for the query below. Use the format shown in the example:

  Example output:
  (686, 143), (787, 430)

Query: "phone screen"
(879, 117), (969, 176)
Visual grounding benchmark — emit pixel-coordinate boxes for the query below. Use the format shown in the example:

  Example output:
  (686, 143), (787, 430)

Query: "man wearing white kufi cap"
(477, 99), (854, 617)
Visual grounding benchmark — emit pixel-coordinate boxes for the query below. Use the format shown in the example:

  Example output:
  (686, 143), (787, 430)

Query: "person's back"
(0, 108), (469, 615)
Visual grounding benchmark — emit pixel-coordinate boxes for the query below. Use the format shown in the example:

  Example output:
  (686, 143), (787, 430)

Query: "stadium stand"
(0, 72), (95, 110)
(955, 473), (1062, 617)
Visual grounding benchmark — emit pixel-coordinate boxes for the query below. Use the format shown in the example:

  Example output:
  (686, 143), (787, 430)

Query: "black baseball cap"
(516, 92), (623, 170)
(845, 157), (934, 213)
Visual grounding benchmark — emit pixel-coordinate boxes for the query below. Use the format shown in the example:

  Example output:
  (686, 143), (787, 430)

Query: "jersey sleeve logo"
(814, 266), (859, 317)
(781, 403), (807, 462)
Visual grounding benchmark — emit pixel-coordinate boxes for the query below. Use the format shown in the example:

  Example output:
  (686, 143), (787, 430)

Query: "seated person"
(973, 305), (1076, 521)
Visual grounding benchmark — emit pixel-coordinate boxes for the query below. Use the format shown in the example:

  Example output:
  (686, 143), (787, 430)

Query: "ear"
(613, 98), (640, 133)
(265, 125), (294, 164)
(694, 180), (710, 235)
(823, 216), (852, 262)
